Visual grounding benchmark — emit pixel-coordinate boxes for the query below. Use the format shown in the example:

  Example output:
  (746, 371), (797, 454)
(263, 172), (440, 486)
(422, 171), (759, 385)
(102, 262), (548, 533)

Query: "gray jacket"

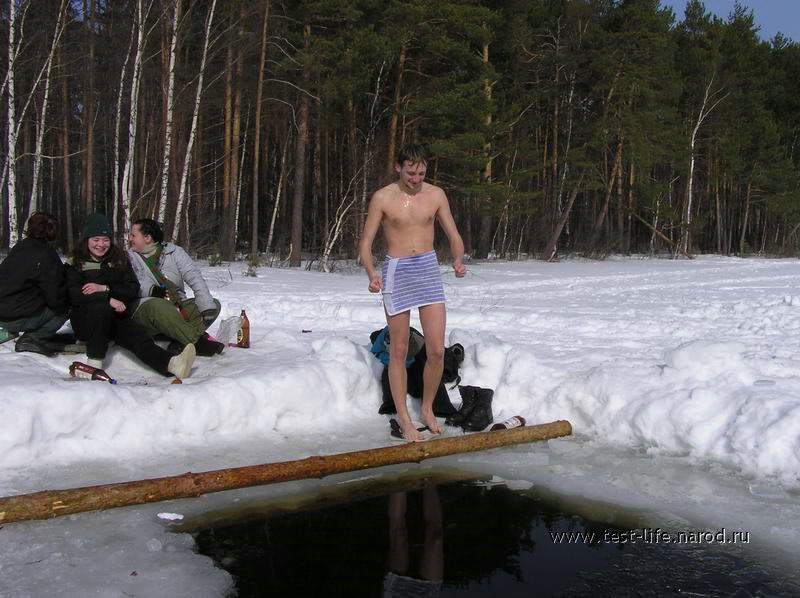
(128, 243), (216, 313)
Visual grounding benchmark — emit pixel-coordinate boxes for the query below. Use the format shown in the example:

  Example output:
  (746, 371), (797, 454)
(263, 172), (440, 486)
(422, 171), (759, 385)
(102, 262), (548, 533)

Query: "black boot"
(14, 334), (56, 357)
(195, 333), (224, 357)
(464, 388), (493, 431)
(445, 385), (480, 427)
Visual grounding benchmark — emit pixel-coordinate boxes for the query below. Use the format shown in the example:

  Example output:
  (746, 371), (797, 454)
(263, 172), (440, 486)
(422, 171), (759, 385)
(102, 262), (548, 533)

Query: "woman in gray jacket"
(127, 218), (224, 356)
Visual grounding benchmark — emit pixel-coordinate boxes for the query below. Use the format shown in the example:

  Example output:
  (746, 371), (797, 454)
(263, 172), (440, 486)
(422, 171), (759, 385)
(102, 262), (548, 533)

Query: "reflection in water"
(191, 480), (799, 597)
(383, 484), (443, 597)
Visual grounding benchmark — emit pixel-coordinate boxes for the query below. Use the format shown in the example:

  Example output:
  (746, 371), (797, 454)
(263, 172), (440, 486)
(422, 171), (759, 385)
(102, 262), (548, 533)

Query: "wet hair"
(25, 211), (57, 241)
(396, 143), (429, 166)
(72, 237), (130, 270)
(132, 218), (164, 243)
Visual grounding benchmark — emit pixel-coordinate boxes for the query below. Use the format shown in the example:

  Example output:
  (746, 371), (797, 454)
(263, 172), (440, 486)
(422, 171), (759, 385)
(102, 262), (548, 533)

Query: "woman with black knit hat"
(65, 214), (196, 379)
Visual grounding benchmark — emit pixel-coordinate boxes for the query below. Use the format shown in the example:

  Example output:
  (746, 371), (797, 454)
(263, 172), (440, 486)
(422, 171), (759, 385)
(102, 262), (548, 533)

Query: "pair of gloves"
(150, 285), (216, 326)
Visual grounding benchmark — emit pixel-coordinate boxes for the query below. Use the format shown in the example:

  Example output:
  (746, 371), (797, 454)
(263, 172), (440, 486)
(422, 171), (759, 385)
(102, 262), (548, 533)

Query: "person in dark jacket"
(0, 211), (68, 356)
(66, 214), (196, 379)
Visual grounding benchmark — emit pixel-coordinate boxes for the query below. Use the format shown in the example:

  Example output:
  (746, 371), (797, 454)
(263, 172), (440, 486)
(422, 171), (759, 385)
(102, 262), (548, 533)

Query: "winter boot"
(463, 388), (493, 432)
(14, 334), (56, 357)
(195, 333), (225, 357)
(445, 385), (480, 427)
(168, 344), (196, 379)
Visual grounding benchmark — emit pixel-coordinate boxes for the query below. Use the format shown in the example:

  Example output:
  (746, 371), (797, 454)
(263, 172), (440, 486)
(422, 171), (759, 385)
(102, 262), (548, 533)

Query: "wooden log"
(0, 420), (571, 524)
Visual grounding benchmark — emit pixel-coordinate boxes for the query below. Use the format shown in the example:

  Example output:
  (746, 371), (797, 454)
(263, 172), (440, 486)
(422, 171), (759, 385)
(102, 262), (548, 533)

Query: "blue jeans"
(0, 306), (68, 340)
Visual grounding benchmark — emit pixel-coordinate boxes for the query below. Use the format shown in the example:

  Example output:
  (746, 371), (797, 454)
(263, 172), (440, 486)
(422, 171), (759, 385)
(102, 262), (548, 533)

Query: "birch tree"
(157, 0), (183, 223)
(112, 17), (137, 241)
(121, 0), (155, 236)
(5, 0), (19, 246)
(678, 75), (727, 255)
(172, 0), (217, 240)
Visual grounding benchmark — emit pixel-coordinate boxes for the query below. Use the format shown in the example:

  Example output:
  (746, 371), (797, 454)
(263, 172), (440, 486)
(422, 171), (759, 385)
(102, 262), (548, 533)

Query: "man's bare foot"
(398, 418), (424, 442)
(420, 409), (443, 434)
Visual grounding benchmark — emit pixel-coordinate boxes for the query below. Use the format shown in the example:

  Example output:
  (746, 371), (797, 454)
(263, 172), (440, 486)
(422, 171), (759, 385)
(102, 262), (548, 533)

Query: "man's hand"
(453, 260), (467, 278)
(201, 309), (217, 327)
(82, 282), (108, 295)
(109, 298), (126, 313)
(368, 274), (382, 293)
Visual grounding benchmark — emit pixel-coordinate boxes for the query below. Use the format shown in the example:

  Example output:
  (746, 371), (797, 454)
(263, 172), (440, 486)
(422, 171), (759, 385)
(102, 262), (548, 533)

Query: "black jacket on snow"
(65, 256), (141, 315)
(0, 237), (67, 319)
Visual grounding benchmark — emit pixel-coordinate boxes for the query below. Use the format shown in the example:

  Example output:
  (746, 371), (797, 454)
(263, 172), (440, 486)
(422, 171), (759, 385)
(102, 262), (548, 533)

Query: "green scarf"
(140, 245), (189, 320)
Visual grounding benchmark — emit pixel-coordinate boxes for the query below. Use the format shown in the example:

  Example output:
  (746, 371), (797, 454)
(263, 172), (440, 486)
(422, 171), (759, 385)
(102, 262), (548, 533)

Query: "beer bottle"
(237, 309), (250, 348)
(490, 415), (526, 431)
(69, 361), (118, 384)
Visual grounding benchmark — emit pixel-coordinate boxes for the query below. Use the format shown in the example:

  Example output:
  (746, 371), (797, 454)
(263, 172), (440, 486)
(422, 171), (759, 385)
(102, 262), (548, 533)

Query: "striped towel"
(381, 250), (446, 316)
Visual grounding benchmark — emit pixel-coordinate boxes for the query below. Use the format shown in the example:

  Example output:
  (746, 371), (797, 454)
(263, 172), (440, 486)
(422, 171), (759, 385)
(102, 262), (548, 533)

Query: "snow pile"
(0, 335), (380, 470)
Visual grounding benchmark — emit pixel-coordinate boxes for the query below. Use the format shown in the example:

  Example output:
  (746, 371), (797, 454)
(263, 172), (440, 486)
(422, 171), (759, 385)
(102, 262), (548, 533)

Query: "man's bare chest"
(382, 199), (437, 227)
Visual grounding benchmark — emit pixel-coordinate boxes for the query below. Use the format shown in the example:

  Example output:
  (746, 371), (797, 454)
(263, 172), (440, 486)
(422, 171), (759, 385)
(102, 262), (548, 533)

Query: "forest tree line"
(1, 0), (799, 267)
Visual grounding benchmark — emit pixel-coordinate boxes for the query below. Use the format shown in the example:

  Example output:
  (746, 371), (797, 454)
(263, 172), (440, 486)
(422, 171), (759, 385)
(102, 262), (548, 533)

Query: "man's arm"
(358, 192), (385, 292)
(435, 190), (466, 277)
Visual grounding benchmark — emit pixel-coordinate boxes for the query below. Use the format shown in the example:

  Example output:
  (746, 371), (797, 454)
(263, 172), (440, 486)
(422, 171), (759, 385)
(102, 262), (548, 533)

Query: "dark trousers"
(0, 306), (68, 340)
(379, 346), (457, 417)
(70, 302), (171, 375)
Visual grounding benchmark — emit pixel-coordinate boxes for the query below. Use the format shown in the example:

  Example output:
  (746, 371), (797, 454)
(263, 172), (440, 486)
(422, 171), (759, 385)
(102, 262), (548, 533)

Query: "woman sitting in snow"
(65, 214), (196, 379)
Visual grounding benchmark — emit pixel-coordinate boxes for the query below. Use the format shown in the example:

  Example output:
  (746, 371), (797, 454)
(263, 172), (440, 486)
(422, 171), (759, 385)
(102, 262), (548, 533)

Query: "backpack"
(369, 326), (424, 367)
(369, 326), (464, 386)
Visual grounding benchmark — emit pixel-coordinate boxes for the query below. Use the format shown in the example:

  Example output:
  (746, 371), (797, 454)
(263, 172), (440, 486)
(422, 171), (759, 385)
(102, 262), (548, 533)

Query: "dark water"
(191, 480), (798, 597)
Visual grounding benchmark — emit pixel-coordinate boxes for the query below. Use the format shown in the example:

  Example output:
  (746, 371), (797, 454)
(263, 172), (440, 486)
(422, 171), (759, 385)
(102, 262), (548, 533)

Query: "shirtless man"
(359, 143), (466, 442)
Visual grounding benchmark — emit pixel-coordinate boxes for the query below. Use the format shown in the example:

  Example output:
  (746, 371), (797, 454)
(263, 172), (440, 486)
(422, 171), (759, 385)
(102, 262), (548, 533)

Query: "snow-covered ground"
(2, 256), (800, 596)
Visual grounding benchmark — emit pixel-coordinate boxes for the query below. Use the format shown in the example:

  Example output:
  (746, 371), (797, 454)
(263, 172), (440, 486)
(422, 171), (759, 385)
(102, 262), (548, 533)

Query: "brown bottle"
(490, 415), (526, 431)
(237, 309), (250, 348)
(69, 361), (118, 384)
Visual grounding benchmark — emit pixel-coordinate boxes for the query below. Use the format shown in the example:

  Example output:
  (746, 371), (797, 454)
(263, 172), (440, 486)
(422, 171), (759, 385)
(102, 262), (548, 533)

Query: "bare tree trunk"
(5, 0), (18, 247)
(738, 180), (753, 255)
(625, 161), (635, 252)
(221, 22), (233, 253)
(543, 172), (585, 261)
(357, 62), (384, 241)
(0, 421), (572, 524)
(112, 15), (136, 240)
(386, 43), (406, 174)
(83, 0), (96, 216)
(680, 77), (727, 255)
(222, 6), (245, 259)
(234, 107), (249, 244)
(173, 0), (217, 241)
(312, 93), (322, 252)
(60, 43), (73, 248)
(590, 136), (623, 249)
(250, 0), (271, 257)
(29, 0), (69, 215)
(157, 0), (182, 223)
(289, 23), (311, 267)
(714, 154), (722, 254)
(266, 129), (290, 254)
(121, 0), (154, 236)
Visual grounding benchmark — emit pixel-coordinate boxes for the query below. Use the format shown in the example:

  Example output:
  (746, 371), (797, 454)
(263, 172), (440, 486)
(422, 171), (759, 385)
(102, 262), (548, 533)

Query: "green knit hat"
(83, 213), (113, 239)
